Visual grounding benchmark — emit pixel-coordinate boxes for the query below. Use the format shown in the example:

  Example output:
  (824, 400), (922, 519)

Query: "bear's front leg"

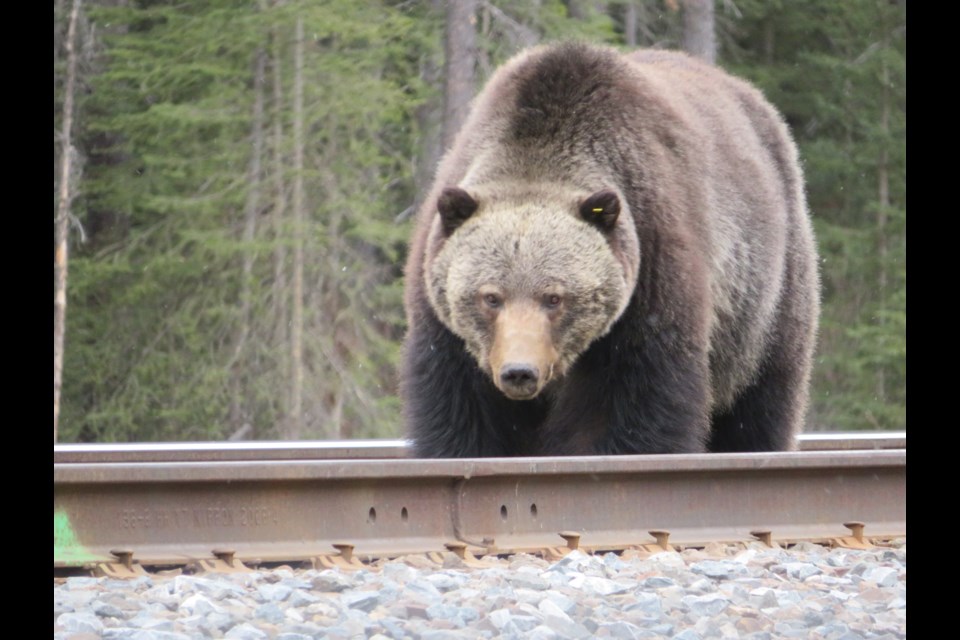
(599, 317), (712, 454)
(400, 312), (547, 458)
(539, 297), (713, 456)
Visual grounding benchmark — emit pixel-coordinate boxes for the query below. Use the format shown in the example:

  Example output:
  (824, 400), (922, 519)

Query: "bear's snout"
(488, 302), (558, 400)
(499, 363), (541, 399)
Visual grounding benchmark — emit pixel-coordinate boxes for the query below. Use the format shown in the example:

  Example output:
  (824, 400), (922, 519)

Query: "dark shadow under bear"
(401, 43), (820, 457)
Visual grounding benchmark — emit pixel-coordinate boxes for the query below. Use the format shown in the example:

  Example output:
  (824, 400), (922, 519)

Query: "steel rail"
(54, 449), (905, 569)
(53, 431), (906, 463)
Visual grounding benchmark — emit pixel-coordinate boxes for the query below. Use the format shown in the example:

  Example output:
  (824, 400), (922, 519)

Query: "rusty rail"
(54, 447), (905, 570)
(53, 431), (905, 463)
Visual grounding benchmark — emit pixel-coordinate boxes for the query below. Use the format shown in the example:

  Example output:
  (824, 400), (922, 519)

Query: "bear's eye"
(483, 293), (502, 308)
(544, 294), (563, 309)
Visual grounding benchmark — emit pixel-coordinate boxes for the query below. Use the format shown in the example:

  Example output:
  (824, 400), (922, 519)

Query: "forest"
(53, 0), (906, 443)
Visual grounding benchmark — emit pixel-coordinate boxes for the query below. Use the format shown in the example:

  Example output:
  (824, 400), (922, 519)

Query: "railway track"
(54, 433), (905, 576)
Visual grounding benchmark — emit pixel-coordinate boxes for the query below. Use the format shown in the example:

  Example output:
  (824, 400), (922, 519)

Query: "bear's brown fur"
(401, 42), (820, 457)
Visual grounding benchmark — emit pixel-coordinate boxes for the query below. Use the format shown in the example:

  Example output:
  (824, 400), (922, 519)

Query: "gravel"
(55, 540), (905, 639)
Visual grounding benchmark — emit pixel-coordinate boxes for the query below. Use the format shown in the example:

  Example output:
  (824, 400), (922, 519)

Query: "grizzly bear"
(401, 42), (820, 457)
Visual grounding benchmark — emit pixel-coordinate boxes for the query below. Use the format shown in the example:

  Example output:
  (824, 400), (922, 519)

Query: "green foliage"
(59, 0), (432, 441)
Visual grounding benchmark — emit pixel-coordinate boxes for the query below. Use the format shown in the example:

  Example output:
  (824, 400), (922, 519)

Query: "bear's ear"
(579, 190), (620, 231)
(437, 187), (479, 236)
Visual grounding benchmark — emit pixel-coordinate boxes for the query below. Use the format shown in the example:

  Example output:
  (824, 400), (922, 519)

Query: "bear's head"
(425, 183), (640, 400)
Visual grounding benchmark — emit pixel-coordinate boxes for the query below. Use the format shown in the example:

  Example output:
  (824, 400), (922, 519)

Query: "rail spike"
(312, 542), (365, 570)
(833, 521), (874, 550)
(196, 549), (251, 574)
(94, 549), (149, 579)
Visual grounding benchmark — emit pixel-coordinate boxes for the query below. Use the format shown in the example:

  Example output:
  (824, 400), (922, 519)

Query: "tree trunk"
(288, 16), (305, 439)
(565, 0), (586, 20)
(681, 0), (716, 64)
(241, 47), (266, 346)
(412, 0), (446, 210)
(54, 0), (82, 443)
(229, 47), (266, 438)
(624, 1), (638, 47)
(763, 14), (775, 64)
(270, 29), (288, 347)
(875, 34), (890, 403)
(443, 0), (478, 150)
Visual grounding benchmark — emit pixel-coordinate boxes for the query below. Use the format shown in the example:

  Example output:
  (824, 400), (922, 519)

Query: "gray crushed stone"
(55, 540), (905, 639)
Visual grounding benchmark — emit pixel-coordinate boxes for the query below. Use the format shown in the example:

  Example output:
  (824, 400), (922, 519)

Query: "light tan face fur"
(427, 197), (633, 400)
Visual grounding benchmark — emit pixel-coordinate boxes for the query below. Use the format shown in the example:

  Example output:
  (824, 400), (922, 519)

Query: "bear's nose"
(499, 363), (540, 398)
